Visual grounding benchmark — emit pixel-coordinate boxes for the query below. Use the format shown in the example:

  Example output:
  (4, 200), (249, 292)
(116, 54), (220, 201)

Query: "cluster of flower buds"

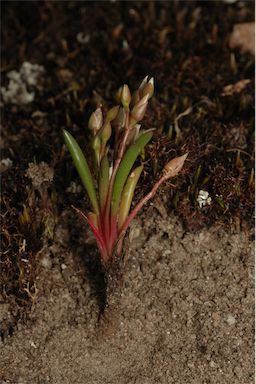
(115, 76), (154, 121)
(114, 76), (155, 146)
(88, 105), (120, 165)
(130, 76), (153, 120)
(87, 76), (154, 164)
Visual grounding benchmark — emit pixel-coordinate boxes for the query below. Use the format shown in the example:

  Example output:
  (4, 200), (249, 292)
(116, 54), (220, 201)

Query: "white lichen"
(197, 190), (212, 209)
(1, 62), (45, 105)
(20, 62), (45, 87)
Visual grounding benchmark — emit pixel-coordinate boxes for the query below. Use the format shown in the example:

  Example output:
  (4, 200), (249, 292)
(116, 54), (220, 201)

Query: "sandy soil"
(1, 211), (254, 384)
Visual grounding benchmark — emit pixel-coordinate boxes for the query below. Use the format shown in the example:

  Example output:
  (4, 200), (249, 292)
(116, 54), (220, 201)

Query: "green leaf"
(118, 165), (143, 230)
(99, 154), (110, 210)
(111, 131), (153, 215)
(63, 129), (99, 215)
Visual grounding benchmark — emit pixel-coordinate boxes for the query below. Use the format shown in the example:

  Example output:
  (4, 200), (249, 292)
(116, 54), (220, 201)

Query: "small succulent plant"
(63, 76), (187, 263)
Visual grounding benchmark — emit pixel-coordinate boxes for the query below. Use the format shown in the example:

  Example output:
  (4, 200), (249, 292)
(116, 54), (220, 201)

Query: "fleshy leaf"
(63, 129), (99, 214)
(99, 154), (110, 210)
(111, 131), (153, 215)
(118, 165), (143, 230)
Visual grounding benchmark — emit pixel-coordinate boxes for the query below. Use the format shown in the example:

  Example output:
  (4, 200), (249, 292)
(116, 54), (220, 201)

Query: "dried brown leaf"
(229, 22), (255, 55)
(221, 79), (251, 96)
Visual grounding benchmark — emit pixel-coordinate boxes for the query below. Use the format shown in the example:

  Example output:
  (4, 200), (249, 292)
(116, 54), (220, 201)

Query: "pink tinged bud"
(136, 93), (149, 107)
(88, 107), (103, 135)
(138, 75), (149, 92)
(126, 124), (141, 146)
(126, 126), (137, 146)
(121, 84), (131, 108)
(163, 153), (188, 179)
(131, 101), (148, 122)
(142, 77), (154, 99)
(106, 105), (120, 121)
(130, 94), (149, 123)
(130, 89), (140, 107)
(149, 77), (154, 86)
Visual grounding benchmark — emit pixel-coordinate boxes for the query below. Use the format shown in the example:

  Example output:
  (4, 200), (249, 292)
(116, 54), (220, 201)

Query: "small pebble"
(226, 314), (236, 325)
(41, 256), (52, 269)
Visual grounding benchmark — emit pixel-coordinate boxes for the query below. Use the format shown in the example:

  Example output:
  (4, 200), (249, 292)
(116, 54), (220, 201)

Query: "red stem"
(103, 108), (130, 253)
(118, 176), (175, 237)
(71, 205), (109, 261)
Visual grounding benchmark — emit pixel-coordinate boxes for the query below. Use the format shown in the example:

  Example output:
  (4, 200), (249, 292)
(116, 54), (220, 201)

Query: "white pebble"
(30, 341), (37, 348)
(197, 190), (212, 209)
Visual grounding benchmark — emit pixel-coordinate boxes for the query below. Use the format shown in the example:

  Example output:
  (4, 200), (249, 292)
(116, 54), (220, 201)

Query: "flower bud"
(120, 84), (131, 108)
(101, 122), (112, 144)
(163, 153), (188, 179)
(130, 89), (140, 107)
(141, 77), (154, 99)
(106, 105), (120, 121)
(136, 94), (149, 107)
(131, 94), (149, 122)
(131, 102), (148, 123)
(138, 75), (149, 92)
(88, 107), (103, 135)
(112, 107), (126, 129)
(126, 124), (141, 146)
